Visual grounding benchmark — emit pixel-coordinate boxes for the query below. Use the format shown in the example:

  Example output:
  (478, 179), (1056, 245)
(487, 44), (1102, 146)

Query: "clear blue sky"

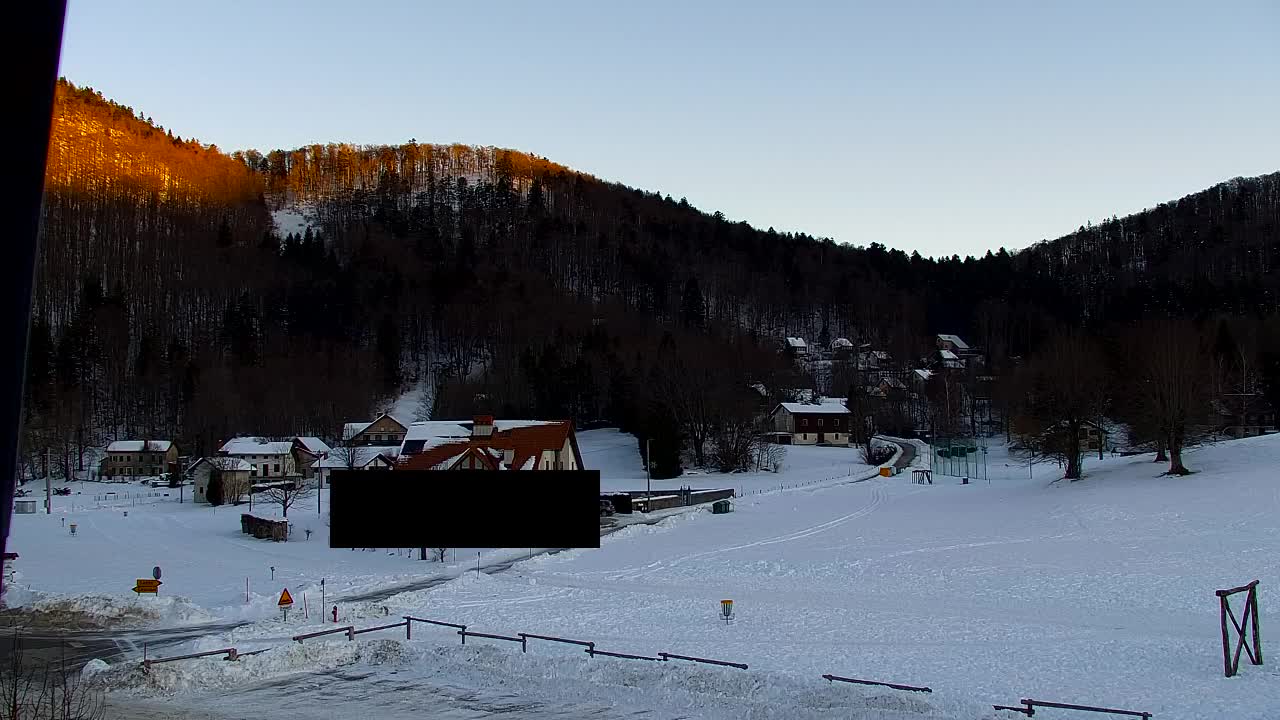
(58, 0), (1279, 257)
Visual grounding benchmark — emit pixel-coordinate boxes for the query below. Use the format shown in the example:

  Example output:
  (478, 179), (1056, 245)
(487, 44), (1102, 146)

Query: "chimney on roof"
(473, 415), (495, 438)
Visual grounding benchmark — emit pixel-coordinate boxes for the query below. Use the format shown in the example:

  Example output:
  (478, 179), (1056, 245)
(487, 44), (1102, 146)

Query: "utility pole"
(45, 448), (51, 514)
(646, 438), (651, 505)
(178, 457), (185, 504)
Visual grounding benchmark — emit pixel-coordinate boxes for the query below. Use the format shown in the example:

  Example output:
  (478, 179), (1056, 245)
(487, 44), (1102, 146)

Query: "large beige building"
(100, 440), (178, 479)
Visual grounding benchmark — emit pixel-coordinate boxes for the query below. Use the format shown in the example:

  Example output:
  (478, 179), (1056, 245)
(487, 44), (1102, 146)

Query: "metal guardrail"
(822, 673), (932, 693)
(404, 616), (466, 631)
(141, 647), (237, 670)
(352, 620), (410, 638)
(518, 633), (595, 655)
(658, 652), (748, 670)
(292, 626), (355, 642)
(1017, 699), (1152, 719)
(458, 629), (526, 651)
(588, 648), (660, 661)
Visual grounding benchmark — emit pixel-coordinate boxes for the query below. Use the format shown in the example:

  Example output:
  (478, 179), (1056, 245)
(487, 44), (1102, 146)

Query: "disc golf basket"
(1217, 580), (1262, 677)
(721, 599), (734, 625)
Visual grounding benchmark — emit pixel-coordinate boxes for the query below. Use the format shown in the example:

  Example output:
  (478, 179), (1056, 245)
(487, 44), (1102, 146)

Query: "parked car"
(599, 500), (615, 517)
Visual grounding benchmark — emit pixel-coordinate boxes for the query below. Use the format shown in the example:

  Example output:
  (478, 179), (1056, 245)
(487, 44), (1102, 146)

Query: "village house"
(783, 337), (808, 358)
(217, 438), (298, 479)
(868, 376), (908, 399)
(1211, 396), (1277, 438)
(936, 334), (973, 356)
(396, 416), (584, 471)
(768, 402), (852, 446)
(291, 437), (332, 480)
(99, 440), (178, 480)
(186, 457), (253, 504)
(857, 348), (893, 371)
(341, 413), (409, 447)
(830, 337), (855, 359)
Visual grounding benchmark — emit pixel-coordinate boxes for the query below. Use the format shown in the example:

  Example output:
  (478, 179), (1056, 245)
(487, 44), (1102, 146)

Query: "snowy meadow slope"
(78, 434), (1280, 719)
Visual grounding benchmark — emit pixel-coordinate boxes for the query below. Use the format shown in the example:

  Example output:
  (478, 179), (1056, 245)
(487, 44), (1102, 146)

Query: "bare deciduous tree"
(1012, 332), (1108, 481)
(1131, 319), (1211, 475)
(259, 480), (315, 519)
(208, 456), (250, 505)
(0, 632), (106, 720)
(328, 444), (369, 470)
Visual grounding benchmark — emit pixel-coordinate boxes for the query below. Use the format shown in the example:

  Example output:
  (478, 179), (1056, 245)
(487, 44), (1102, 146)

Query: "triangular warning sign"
(278, 588), (294, 606)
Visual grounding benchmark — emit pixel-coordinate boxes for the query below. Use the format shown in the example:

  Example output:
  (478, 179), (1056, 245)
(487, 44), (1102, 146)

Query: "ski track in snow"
(606, 484), (889, 582)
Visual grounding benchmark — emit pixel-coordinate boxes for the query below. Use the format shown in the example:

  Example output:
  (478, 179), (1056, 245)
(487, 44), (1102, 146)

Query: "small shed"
(13, 499), (36, 514)
(711, 499), (733, 514)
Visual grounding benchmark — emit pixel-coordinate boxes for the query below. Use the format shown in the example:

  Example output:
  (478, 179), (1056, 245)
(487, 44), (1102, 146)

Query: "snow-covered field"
(13, 432), (1280, 719)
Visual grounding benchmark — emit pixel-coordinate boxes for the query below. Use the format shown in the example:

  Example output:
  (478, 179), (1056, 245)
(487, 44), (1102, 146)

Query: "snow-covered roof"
(106, 440), (172, 453)
(403, 421), (473, 443)
(748, 383), (768, 397)
(821, 396), (848, 405)
(881, 377), (907, 389)
(785, 337), (807, 349)
(775, 402), (851, 415)
(294, 437), (331, 454)
(831, 338), (853, 349)
(937, 334), (970, 350)
(939, 349), (959, 361)
(314, 445), (401, 469)
(189, 457), (254, 473)
(219, 438), (294, 456)
(914, 369), (933, 380)
(341, 413), (408, 441)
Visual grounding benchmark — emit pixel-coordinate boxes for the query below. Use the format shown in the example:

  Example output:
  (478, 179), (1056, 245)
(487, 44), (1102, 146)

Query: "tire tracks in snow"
(601, 484), (889, 583)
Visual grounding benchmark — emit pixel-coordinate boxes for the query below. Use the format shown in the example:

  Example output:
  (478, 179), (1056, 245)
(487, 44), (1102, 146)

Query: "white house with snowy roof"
(784, 337), (808, 357)
(100, 440), (177, 479)
(217, 438), (297, 478)
(768, 402), (851, 446)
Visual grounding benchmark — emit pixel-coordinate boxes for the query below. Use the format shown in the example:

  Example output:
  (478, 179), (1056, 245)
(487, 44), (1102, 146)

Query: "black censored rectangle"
(328, 470), (601, 549)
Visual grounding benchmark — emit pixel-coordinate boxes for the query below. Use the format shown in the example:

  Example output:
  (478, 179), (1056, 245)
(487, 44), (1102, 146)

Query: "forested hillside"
(22, 79), (1280, 479)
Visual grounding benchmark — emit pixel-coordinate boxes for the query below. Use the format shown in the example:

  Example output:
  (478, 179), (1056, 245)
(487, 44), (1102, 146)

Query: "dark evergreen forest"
(22, 79), (1280, 479)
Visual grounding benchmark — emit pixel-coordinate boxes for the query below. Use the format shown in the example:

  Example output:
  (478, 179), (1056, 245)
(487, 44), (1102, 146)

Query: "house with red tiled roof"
(395, 416), (584, 472)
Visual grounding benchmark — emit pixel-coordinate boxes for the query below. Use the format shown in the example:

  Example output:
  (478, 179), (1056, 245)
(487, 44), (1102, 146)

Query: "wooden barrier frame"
(822, 673), (931, 693)
(658, 652), (748, 670)
(1217, 580), (1262, 678)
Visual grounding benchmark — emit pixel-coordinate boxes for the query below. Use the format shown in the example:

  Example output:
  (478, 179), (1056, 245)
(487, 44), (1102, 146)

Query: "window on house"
(819, 419), (824, 427)
(801, 419), (808, 427)
(273, 464), (281, 474)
